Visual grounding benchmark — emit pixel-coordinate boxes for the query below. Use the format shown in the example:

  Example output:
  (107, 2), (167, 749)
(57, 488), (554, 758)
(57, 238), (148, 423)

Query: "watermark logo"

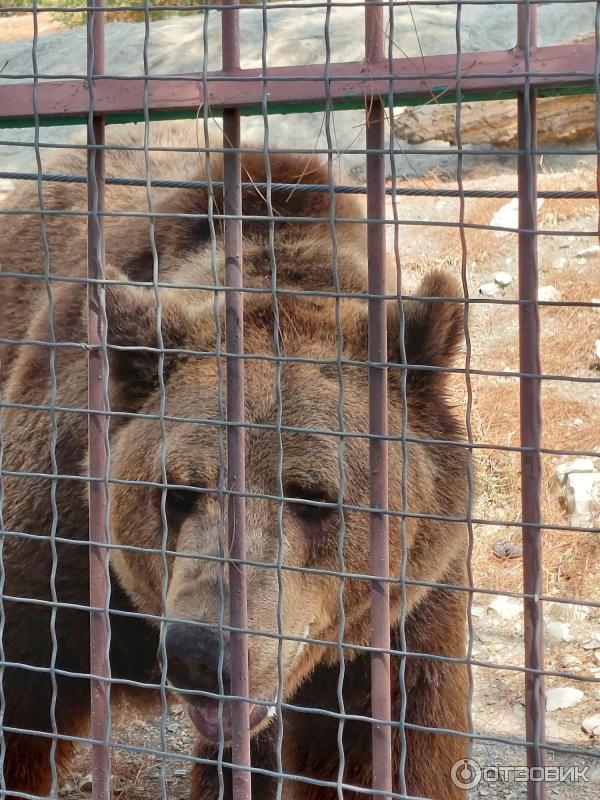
(451, 759), (482, 790)
(450, 760), (590, 789)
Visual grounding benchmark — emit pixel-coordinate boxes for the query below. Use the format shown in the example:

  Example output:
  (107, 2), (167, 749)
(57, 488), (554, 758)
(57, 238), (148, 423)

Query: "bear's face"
(107, 275), (465, 744)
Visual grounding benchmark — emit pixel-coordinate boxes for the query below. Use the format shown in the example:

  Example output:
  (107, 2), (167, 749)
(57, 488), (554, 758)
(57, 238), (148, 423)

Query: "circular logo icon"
(451, 758), (482, 790)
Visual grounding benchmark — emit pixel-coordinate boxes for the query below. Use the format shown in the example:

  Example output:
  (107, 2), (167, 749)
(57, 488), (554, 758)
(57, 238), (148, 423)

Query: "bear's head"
(106, 268), (467, 744)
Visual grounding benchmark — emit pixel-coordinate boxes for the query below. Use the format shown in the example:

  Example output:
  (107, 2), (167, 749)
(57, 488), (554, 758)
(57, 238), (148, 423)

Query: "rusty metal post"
(365, 1), (393, 796)
(222, 2), (252, 799)
(517, 3), (546, 800)
(87, 1), (112, 799)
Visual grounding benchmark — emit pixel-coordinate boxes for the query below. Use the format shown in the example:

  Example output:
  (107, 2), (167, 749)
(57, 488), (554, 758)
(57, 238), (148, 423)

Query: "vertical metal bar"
(87, 1), (112, 799)
(517, 3), (546, 800)
(222, 2), (251, 799)
(365, 1), (392, 797)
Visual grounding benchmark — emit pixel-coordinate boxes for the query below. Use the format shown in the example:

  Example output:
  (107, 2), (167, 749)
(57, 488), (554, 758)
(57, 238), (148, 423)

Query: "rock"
(575, 244), (600, 257)
(563, 471), (600, 525)
(487, 595), (522, 621)
(545, 620), (572, 643)
(0, 179), (15, 194)
(538, 285), (561, 302)
(493, 271), (513, 287)
(78, 774), (122, 793)
(590, 766), (600, 783)
(582, 713), (600, 735)
(583, 636), (600, 650)
(545, 686), (584, 712)
(492, 538), (522, 558)
(555, 458), (597, 482)
(553, 459), (600, 526)
(479, 281), (502, 298)
(490, 198), (544, 236)
(592, 339), (600, 369)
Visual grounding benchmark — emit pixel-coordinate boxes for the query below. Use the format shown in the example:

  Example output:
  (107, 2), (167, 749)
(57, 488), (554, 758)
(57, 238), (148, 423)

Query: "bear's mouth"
(186, 697), (277, 742)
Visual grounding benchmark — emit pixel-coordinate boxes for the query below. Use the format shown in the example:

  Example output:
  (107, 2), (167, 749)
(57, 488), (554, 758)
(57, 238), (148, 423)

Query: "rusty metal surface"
(222, 2), (252, 799)
(365, 1), (392, 797)
(86, 3), (113, 800)
(517, 4), (546, 800)
(0, 42), (597, 125)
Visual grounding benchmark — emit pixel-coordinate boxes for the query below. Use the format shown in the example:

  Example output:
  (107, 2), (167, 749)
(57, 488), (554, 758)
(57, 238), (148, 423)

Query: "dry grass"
(417, 169), (600, 604)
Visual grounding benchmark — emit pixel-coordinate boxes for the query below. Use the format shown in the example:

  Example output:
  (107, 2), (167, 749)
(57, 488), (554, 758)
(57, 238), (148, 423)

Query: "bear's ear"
(388, 270), (464, 394)
(104, 266), (206, 401)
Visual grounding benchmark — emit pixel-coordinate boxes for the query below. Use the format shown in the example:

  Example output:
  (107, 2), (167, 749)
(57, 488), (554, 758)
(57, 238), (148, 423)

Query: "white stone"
(545, 686), (584, 712)
(491, 198), (544, 236)
(494, 270), (513, 287)
(584, 636), (600, 650)
(554, 459), (600, 526)
(545, 620), (572, 643)
(590, 766), (600, 783)
(582, 713), (600, 735)
(563, 471), (600, 525)
(487, 595), (522, 621)
(555, 458), (597, 484)
(479, 281), (502, 299)
(593, 339), (600, 369)
(538, 285), (561, 302)
(575, 244), (600, 257)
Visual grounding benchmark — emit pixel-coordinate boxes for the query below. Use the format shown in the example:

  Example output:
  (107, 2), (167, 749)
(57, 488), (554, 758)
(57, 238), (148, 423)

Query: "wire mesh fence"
(0, 1), (599, 800)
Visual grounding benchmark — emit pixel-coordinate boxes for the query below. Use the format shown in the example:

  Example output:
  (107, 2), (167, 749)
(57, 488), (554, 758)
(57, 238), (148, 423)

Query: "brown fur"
(0, 124), (469, 799)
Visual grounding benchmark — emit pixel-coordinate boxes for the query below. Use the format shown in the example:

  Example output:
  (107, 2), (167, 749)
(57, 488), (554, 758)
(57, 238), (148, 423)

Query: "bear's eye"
(164, 486), (199, 520)
(285, 483), (337, 524)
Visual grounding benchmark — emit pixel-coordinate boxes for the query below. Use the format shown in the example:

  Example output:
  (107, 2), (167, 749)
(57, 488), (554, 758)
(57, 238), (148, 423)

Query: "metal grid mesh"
(0, 2), (599, 800)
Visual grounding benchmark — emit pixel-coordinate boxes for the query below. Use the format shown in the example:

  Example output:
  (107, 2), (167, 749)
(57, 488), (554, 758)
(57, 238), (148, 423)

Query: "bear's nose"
(164, 624), (230, 696)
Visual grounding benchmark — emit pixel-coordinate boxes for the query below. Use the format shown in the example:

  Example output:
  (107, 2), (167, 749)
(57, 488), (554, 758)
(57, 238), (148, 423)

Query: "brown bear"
(0, 124), (469, 800)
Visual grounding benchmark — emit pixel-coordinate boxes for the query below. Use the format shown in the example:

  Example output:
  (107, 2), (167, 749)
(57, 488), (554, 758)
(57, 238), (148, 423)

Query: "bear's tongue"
(187, 699), (262, 742)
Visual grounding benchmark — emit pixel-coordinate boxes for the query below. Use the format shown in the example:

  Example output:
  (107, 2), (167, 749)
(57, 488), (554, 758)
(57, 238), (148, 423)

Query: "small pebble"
(545, 620), (572, 644)
(479, 281), (501, 299)
(492, 538), (522, 559)
(487, 595), (522, 621)
(592, 339), (600, 369)
(493, 271), (513, 287)
(538, 285), (561, 302)
(545, 686), (584, 712)
(582, 713), (600, 736)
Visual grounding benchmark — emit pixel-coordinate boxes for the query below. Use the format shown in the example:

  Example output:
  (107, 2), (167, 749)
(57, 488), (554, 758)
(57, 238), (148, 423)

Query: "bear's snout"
(164, 624), (231, 696)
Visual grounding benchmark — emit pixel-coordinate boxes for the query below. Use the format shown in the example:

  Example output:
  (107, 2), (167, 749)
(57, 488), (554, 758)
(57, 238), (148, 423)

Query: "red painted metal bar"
(365, 1), (392, 797)
(0, 43), (596, 124)
(221, 3), (252, 799)
(86, 2), (112, 800)
(517, 4), (546, 800)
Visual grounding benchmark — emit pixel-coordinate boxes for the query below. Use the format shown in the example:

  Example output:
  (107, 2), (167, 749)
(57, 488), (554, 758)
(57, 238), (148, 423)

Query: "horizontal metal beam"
(0, 42), (595, 128)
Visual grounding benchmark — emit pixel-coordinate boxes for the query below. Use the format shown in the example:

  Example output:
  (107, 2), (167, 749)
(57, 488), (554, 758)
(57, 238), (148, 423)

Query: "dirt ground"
(0, 12), (66, 43)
